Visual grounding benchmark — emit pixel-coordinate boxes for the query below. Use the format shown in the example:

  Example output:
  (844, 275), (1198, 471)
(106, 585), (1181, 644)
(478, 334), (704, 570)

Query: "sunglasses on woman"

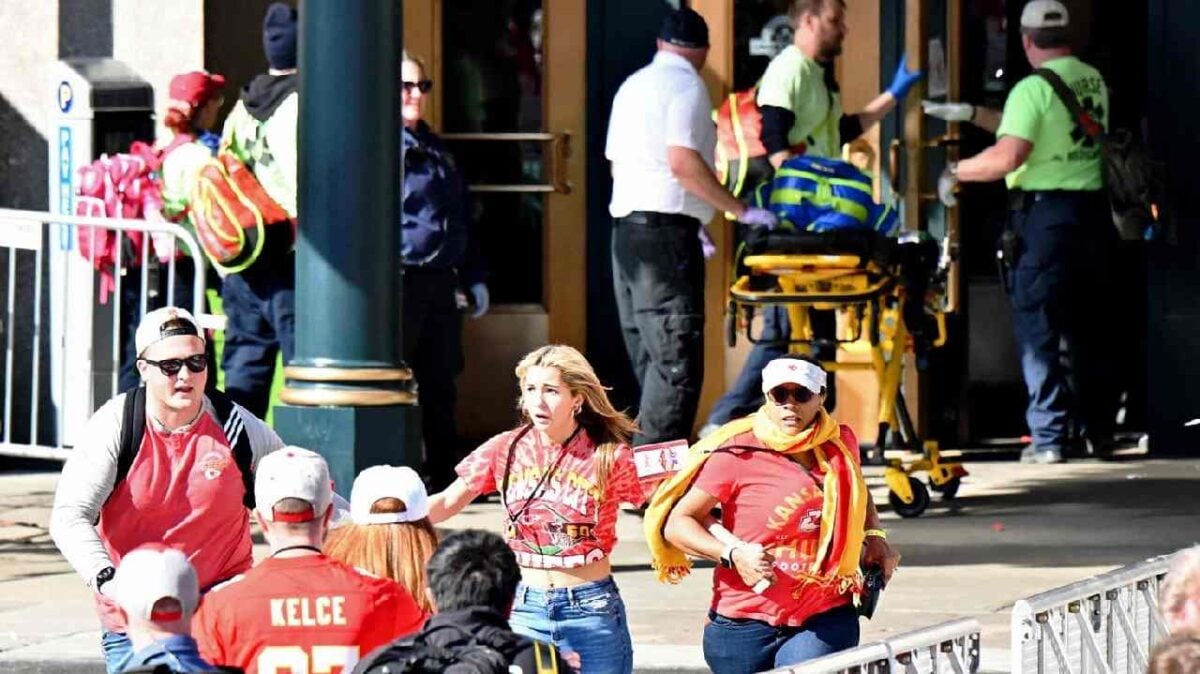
(768, 384), (816, 405)
(402, 79), (434, 94)
(140, 354), (208, 377)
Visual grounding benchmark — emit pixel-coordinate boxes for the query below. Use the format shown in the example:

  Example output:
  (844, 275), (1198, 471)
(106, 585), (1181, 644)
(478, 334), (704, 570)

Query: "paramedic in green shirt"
(701, 0), (921, 436)
(938, 0), (1118, 465)
(757, 0), (920, 167)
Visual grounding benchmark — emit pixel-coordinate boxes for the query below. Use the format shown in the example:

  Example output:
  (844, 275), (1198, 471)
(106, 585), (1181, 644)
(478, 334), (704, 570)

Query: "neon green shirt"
(756, 46), (842, 159)
(996, 55), (1108, 190)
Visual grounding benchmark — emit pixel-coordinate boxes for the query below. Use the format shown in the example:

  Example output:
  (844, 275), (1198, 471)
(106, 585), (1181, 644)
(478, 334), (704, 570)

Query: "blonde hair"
(514, 345), (639, 495)
(1148, 635), (1200, 674)
(401, 51), (427, 77)
(1162, 545), (1200, 627)
(324, 498), (439, 613)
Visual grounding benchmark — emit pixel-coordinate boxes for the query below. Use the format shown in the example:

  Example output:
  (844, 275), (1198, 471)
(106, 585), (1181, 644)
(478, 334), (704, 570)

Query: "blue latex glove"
(738, 207), (778, 230)
(469, 282), (490, 318)
(887, 54), (923, 101)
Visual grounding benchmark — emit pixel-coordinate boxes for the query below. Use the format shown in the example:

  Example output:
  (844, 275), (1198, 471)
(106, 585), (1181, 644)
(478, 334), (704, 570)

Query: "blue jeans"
(220, 253), (295, 418)
(1007, 192), (1116, 451)
(509, 577), (633, 674)
(703, 604), (860, 674)
(101, 631), (132, 674)
(706, 307), (837, 426)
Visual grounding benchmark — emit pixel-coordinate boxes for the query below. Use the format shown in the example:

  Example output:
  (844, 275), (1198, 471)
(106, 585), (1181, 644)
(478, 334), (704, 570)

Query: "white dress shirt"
(605, 51), (717, 223)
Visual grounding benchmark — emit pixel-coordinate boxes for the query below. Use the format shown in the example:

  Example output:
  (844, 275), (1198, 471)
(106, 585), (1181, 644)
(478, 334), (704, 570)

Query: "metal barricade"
(0, 208), (209, 460)
(768, 618), (982, 674)
(1010, 553), (1176, 674)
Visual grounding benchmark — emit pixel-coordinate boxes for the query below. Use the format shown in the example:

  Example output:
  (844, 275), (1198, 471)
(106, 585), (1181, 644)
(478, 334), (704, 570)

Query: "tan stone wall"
(0, 0), (60, 208)
(113, 0), (205, 139)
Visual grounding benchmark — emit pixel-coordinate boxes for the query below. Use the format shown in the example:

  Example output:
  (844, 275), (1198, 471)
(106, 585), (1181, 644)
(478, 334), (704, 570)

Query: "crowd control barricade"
(0, 208), (211, 460)
(1010, 553), (1176, 674)
(767, 618), (981, 674)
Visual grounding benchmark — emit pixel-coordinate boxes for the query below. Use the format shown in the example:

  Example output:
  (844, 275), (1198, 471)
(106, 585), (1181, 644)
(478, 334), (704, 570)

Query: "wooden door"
(404, 0), (587, 442)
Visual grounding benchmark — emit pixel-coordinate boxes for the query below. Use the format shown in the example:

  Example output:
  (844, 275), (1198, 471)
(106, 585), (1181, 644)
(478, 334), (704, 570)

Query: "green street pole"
(274, 0), (420, 493)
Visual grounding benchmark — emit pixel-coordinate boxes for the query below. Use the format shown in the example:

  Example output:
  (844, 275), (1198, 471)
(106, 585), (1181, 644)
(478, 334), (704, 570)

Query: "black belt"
(615, 211), (701, 228)
(402, 265), (456, 276)
(1008, 189), (1103, 212)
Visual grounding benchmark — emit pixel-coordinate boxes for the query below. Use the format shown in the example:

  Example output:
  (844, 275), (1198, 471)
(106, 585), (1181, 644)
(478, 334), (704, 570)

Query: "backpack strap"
(106, 386), (148, 512)
(1034, 68), (1105, 140)
(531, 640), (560, 674)
(207, 390), (256, 508)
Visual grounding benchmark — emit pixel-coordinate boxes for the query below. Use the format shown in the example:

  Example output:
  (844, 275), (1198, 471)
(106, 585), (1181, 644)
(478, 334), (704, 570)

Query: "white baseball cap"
(761, 357), (827, 396)
(111, 545), (199, 625)
(1020, 0), (1069, 29)
(134, 306), (204, 356)
(350, 465), (430, 524)
(255, 446), (333, 523)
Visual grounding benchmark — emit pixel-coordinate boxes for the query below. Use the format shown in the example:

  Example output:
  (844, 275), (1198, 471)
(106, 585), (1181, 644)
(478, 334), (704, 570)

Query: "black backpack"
(354, 624), (557, 674)
(106, 386), (256, 509)
(1035, 68), (1162, 241)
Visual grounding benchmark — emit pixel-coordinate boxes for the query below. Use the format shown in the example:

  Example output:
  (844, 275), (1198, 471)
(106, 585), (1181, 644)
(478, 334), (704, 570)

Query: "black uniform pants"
(1006, 190), (1118, 451)
(402, 267), (464, 488)
(612, 212), (705, 446)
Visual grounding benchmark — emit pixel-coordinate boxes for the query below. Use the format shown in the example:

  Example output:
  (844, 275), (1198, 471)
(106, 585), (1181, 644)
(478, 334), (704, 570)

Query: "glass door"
(404, 0), (586, 442)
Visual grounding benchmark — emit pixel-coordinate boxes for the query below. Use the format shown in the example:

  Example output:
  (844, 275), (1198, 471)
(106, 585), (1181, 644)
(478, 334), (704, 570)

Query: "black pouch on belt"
(996, 229), (1020, 294)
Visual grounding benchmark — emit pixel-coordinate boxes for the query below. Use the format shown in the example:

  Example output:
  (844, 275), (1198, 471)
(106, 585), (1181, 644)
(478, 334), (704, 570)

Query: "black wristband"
(719, 545), (736, 569)
(95, 565), (116, 591)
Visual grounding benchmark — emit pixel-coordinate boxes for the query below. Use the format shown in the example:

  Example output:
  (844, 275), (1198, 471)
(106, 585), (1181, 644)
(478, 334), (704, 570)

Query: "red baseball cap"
(168, 71), (226, 108)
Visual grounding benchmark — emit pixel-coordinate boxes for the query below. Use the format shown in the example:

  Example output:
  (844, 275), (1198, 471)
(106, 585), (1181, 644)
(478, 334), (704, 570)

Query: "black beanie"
(263, 3), (298, 70)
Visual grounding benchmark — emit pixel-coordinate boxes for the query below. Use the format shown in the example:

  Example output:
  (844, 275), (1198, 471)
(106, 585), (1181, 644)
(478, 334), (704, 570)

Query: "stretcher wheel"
(930, 476), (961, 500)
(888, 477), (929, 518)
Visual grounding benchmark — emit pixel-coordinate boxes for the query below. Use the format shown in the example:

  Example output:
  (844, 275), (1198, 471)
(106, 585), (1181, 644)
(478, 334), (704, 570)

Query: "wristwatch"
(719, 544), (738, 569)
(95, 566), (115, 592)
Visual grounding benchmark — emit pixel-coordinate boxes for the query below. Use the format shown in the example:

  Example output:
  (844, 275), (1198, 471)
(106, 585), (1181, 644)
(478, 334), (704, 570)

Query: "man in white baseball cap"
(193, 447), (426, 673)
(109, 545), (213, 672)
(50, 306), (284, 674)
(927, 0), (1116, 465)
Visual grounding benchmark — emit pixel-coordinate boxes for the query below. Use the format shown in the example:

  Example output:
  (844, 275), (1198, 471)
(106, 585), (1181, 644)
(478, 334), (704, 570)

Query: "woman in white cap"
(644, 355), (900, 674)
(428, 344), (645, 674)
(324, 465), (439, 614)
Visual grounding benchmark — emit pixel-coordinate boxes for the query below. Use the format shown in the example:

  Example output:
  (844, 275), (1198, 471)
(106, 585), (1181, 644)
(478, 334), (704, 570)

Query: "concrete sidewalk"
(2, 454), (1199, 673)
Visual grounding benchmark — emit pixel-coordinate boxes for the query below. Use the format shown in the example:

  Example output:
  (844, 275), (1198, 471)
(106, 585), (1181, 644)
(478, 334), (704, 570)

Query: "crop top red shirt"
(456, 427), (645, 569)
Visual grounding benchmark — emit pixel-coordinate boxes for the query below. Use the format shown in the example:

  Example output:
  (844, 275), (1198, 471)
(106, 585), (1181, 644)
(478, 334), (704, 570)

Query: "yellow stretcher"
(726, 231), (967, 518)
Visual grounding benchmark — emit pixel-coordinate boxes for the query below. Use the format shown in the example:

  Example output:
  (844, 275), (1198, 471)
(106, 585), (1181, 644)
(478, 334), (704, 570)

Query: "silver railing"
(1010, 553), (1176, 674)
(767, 618), (981, 674)
(0, 208), (210, 460)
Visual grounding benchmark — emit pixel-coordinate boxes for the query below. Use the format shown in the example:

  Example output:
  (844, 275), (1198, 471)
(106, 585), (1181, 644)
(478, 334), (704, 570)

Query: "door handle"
(551, 132), (572, 195)
(439, 131), (572, 195)
(888, 138), (903, 194)
(924, 133), (962, 149)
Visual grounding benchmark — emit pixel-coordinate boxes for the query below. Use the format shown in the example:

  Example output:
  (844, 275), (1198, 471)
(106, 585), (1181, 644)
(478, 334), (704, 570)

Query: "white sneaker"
(698, 422), (720, 439)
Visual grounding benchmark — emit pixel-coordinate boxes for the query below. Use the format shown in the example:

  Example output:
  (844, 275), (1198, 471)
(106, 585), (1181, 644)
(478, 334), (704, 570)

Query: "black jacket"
(355, 607), (574, 674)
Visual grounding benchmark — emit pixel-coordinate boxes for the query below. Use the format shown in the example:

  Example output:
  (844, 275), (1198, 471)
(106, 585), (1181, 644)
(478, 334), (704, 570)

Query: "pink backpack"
(73, 138), (188, 303)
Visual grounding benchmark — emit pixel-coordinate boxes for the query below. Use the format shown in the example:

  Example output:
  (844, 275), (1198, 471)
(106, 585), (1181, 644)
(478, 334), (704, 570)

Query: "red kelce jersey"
(193, 554), (426, 674)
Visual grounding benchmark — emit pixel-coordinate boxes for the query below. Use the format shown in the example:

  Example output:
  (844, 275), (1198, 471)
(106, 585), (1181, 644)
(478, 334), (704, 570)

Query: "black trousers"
(401, 267), (464, 488)
(1006, 190), (1118, 451)
(612, 212), (705, 446)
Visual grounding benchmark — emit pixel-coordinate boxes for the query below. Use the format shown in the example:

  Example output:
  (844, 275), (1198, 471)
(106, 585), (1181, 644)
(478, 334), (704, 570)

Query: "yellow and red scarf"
(643, 407), (868, 591)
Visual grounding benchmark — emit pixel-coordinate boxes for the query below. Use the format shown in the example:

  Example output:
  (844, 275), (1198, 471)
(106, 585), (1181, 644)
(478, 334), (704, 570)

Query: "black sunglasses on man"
(139, 354), (208, 377)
